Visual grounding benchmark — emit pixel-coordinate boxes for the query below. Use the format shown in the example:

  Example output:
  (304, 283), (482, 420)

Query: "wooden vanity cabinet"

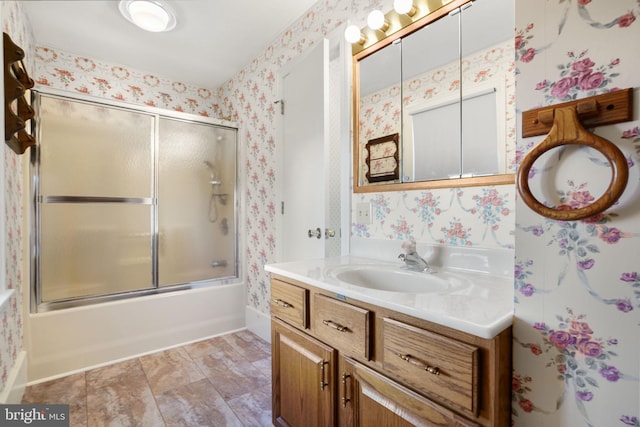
(341, 356), (480, 427)
(270, 276), (512, 427)
(272, 318), (336, 427)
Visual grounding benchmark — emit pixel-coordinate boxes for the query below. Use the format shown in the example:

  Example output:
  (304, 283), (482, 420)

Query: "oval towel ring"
(517, 106), (628, 221)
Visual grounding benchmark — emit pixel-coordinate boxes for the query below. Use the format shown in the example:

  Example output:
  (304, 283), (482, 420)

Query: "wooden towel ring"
(517, 106), (628, 221)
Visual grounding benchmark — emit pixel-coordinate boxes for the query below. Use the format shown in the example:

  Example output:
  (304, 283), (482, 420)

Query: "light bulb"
(344, 24), (365, 44)
(394, 0), (417, 16)
(367, 10), (388, 31)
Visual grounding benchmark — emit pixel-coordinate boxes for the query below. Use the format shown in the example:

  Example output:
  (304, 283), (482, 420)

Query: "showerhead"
(203, 160), (214, 170)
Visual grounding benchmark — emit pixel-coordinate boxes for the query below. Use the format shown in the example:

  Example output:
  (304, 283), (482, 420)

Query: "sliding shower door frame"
(30, 89), (240, 313)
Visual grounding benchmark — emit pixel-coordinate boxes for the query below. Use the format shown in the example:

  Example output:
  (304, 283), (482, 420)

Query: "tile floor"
(21, 330), (273, 426)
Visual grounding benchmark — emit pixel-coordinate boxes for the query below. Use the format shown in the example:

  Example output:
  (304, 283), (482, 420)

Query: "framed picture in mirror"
(365, 133), (399, 182)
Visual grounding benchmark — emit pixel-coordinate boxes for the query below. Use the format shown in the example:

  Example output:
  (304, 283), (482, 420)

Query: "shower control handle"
(308, 227), (322, 239)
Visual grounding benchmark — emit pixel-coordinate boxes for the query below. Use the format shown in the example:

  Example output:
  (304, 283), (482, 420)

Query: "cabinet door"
(341, 357), (480, 427)
(272, 318), (336, 427)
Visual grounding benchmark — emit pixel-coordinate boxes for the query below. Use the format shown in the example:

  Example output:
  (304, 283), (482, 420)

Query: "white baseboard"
(0, 350), (27, 404)
(245, 305), (271, 343)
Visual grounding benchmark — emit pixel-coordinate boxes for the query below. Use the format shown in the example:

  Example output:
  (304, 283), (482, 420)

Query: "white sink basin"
(328, 264), (450, 293)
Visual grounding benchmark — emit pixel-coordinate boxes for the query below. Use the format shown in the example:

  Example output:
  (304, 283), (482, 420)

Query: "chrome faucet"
(398, 241), (434, 273)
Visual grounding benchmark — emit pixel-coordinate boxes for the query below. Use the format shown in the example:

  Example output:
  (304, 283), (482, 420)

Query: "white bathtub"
(25, 282), (245, 383)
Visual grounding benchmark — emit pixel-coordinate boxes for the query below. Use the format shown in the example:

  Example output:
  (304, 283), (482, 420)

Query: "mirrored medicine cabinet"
(353, 0), (516, 193)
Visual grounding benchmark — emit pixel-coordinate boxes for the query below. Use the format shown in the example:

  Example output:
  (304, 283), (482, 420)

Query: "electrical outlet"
(356, 202), (372, 225)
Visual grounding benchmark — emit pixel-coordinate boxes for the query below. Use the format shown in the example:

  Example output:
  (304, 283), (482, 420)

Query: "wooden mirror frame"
(352, 0), (515, 194)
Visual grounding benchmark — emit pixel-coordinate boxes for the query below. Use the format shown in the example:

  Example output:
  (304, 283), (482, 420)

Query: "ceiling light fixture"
(119, 0), (177, 32)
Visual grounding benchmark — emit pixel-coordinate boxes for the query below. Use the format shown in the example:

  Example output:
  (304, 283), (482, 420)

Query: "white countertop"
(265, 255), (513, 339)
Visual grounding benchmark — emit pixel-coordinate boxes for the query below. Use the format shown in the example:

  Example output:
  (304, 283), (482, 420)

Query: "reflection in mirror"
(357, 41), (402, 186)
(402, 11), (460, 182)
(354, 0), (516, 192)
(461, 0), (515, 178)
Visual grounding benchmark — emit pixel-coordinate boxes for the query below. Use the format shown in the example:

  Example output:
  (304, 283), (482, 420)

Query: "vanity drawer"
(313, 294), (371, 360)
(271, 279), (308, 329)
(382, 318), (479, 415)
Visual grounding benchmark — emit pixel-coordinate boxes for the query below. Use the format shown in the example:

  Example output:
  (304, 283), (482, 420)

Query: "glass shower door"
(37, 95), (154, 302)
(157, 118), (237, 286)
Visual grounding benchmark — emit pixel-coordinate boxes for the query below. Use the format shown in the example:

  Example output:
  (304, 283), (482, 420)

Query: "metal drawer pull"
(272, 298), (291, 308)
(322, 319), (349, 332)
(398, 353), (440, 375)
(319, 360), (328, 391)
(341, 373), (351, 408)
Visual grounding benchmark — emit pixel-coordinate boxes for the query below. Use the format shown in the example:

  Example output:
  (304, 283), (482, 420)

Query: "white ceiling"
(21, 0), (318, 90)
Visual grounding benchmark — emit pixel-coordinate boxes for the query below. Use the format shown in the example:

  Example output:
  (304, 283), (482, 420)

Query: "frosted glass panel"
(38, 96), (153, 197)
(40, 204), (153, 302)
(158, 118), (237, 286)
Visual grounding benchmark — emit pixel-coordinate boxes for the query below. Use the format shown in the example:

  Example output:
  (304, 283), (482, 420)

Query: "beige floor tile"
(86, 362), (164, 427)
(222, 331), (271, 363)
(195, 350), (270, 401)
(22, 372), (88, 427)
(252, 357), (272, 378)
(155, 378), (243, 427)
(227, 384), (273, 427)
(20, 330), (273, 427)
(139, 347), (206, 395)
(182, 336), (228, 359)
(86, 358), (145, 391)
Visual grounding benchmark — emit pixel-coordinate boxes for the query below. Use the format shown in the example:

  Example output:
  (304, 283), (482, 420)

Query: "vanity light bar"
(349, 0), (462, 54)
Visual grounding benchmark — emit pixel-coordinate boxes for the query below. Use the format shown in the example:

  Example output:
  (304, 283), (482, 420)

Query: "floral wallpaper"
(353, 35), (517, 255)
(32, 47), (223, 117)
(353, 187), (514, 248)
(215, 0), (393, 314)
(513, 1), (640, 426)
(0, 0), (31, 397)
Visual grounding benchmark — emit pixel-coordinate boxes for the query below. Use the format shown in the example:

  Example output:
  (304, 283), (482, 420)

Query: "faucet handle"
(401, 240), (417, 254)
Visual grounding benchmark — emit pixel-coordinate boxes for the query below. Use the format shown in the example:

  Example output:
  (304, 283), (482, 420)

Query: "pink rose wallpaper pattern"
(514, 0), (640, 426)
(33, 46), (222, 117)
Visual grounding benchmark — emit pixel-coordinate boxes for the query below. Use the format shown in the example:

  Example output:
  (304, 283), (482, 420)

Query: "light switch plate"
(356, 202), (372, 225)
